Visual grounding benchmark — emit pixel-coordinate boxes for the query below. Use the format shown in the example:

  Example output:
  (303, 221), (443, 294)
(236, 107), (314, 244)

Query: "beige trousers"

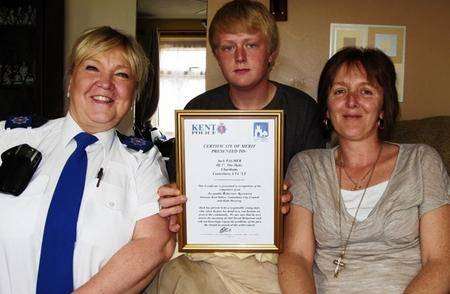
(145, 254), (281, 294)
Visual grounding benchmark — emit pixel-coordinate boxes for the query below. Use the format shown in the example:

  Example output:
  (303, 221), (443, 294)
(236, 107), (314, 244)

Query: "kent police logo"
(217, 123), (226, 134)
(253, 122), (269, 139)
(192, 123), (216, 135)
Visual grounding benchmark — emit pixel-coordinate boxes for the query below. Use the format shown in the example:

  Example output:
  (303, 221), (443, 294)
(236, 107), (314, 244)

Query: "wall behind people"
(64, 0), (137, 134)
(206, 0), (450, 120)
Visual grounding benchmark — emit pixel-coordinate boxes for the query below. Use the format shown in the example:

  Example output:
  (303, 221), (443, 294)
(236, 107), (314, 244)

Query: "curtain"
(134, 25), (159, 139)
(157, 38), (206, 136)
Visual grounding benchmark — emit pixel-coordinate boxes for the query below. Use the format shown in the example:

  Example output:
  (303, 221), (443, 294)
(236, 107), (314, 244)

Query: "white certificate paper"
(177, 112), (283, 251)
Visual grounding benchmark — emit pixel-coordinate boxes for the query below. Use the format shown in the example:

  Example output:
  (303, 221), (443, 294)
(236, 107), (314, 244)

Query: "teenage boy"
(150, 1), (324, 293)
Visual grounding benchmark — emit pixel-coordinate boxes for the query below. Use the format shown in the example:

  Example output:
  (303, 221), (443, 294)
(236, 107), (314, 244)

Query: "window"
(154, 37), (206, 137)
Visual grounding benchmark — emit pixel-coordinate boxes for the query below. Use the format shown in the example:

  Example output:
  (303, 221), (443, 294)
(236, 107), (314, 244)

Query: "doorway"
(135, 0), (207, 137)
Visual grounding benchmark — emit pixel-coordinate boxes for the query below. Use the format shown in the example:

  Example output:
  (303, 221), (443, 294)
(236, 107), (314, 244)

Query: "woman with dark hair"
(278, 47), (450, 293)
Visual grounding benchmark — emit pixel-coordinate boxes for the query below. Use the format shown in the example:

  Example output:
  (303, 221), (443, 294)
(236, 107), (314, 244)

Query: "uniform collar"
(61, 114), (115, 152)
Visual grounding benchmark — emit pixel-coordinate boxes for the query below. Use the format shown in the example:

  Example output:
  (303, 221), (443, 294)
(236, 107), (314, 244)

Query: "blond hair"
(209, 0), (279, 55)
(67, 26), (149, 98)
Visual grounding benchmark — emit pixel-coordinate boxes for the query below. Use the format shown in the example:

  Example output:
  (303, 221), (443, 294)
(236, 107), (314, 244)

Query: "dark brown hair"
(317, 47), (400, 140)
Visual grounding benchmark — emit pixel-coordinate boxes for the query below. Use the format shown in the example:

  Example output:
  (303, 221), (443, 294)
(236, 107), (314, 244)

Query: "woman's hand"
(281, 182), (293, 214)
(158, 183), (186, 233)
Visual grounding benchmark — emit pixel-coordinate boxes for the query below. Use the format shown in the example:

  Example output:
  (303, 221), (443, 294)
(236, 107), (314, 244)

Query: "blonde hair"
(67, 26), (149, 99)
(209, 0), (279, 55)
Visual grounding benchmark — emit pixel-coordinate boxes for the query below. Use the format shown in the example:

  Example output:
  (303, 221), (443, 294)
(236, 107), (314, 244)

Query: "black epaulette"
(5, 115), (48, 130)
(116, 132), (154, 153)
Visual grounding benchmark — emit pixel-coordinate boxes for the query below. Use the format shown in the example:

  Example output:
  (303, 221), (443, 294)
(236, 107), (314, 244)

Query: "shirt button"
(108, 201), (116, 208)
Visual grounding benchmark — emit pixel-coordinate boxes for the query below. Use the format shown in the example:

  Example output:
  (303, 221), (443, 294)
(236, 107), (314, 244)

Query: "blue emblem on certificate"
(253, 122), (269, 139)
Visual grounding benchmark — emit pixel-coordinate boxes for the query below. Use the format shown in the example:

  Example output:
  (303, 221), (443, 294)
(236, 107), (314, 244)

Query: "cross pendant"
(333, 255), (345, 278)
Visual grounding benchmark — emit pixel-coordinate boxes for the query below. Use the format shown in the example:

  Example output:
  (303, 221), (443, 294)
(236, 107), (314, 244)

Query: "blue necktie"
(36, 132), (98, 294)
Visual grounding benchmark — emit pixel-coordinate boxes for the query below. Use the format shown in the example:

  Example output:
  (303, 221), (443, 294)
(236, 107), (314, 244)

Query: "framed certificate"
(176, 110), (284, 252)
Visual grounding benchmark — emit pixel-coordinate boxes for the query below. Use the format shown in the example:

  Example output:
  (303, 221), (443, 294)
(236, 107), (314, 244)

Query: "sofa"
(391, 116), (450, 172)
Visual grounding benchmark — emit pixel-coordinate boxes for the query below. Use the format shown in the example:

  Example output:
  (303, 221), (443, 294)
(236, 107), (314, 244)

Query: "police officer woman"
(0, 26), (174, 294)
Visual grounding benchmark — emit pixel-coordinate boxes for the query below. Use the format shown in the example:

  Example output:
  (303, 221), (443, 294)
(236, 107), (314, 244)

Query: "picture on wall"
(330, 23), (406, 101)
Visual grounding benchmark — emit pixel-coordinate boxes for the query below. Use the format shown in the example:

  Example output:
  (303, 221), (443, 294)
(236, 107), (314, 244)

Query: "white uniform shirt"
(0, 114), (168, 294)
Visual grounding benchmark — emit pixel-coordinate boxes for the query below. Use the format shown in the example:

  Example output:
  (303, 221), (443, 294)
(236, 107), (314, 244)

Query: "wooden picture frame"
(176, 110), (284, 252)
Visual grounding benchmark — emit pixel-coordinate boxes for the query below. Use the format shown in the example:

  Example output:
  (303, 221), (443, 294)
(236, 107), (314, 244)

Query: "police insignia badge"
(5, 115), (48, 130)
(117, 132), (154, 153)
